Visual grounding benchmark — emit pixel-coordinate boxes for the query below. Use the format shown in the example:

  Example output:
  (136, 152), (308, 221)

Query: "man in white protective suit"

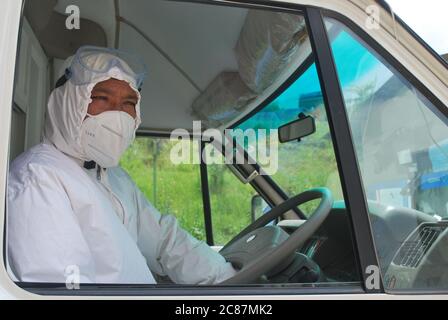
(7, 46), (237, 285)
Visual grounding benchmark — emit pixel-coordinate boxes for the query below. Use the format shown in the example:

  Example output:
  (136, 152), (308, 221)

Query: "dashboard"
(283, 207), (360, 282)
(383, 220), (448, 290)
(286, 202), (446, 287)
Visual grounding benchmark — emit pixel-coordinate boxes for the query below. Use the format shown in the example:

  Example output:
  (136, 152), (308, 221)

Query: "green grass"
(120, 122), (344, 245)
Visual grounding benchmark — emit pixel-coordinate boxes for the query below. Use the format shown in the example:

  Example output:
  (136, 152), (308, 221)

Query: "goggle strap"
(54, 68), (143, 91)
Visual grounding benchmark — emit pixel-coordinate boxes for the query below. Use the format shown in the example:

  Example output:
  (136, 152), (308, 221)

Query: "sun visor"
(235, 10), (307, 93)
(24, 0), (58, 32)
(191, 72), (256, 128)
(25, 1), (107, 59)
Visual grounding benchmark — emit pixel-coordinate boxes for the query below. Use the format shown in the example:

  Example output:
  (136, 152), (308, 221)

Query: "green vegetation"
(207, 154), (254, 245)
(271, 119), (344, 208)
(121, 139), (205, 240)
(120, 116), (344, 246)
(120, 138), (255, 244)
(119, 43), (346, 246)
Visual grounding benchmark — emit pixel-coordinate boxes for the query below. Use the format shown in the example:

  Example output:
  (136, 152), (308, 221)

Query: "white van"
(0, 0), (447, 299)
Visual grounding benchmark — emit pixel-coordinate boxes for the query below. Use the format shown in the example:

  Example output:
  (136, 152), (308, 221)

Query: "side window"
(121, 137), (206, 241)
(325, 18), (448, 291)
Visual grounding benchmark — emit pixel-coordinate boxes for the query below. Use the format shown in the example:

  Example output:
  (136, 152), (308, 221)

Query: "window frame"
(305, 7), (383, 294)
(8, 0), (448, 297)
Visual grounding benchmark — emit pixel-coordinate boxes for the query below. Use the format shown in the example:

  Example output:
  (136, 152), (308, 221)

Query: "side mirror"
(251, 195), (268, 223)
(278, 114), (316, 143)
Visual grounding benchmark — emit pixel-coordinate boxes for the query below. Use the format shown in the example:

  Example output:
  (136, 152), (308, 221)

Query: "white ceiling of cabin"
(52, 0), (249, 131)
(118, 0), (247, 131)
(119, 22), (199, 130)
(118, 0), (246, 91)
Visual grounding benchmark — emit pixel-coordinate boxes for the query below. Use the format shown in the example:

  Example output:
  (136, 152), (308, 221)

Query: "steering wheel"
(219, 188), (333, 284)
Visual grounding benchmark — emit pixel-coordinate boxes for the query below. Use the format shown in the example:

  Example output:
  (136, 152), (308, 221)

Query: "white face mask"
(80, 111), (136, 168)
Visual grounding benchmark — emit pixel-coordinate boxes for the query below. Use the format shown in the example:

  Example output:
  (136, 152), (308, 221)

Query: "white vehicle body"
(0, 0), (447, 299)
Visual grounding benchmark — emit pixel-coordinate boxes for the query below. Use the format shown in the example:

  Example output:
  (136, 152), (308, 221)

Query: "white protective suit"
(7, 50), (237, 284)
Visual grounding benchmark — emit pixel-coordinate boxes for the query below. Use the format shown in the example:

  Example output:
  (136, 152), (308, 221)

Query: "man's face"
(88, 78), (139, 119)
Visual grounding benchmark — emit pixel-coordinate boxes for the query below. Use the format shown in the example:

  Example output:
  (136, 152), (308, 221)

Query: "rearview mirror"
(278, 114), (316, 143)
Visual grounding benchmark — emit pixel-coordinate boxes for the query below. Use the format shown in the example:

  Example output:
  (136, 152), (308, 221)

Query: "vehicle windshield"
(327, 19), (448, 220)
(237, 23), (448, 219)
(235, 62), (344, 216)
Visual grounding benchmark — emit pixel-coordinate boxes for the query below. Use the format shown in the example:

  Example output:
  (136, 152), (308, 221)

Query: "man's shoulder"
(8, 143), (81, 194)
(10, 143), (75, 171)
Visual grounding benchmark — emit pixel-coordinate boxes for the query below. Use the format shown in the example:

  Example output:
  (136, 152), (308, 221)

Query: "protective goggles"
(57, 46), (148, 90)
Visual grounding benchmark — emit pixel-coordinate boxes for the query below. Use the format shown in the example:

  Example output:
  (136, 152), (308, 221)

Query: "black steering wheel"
(219, 188), (333, 284)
